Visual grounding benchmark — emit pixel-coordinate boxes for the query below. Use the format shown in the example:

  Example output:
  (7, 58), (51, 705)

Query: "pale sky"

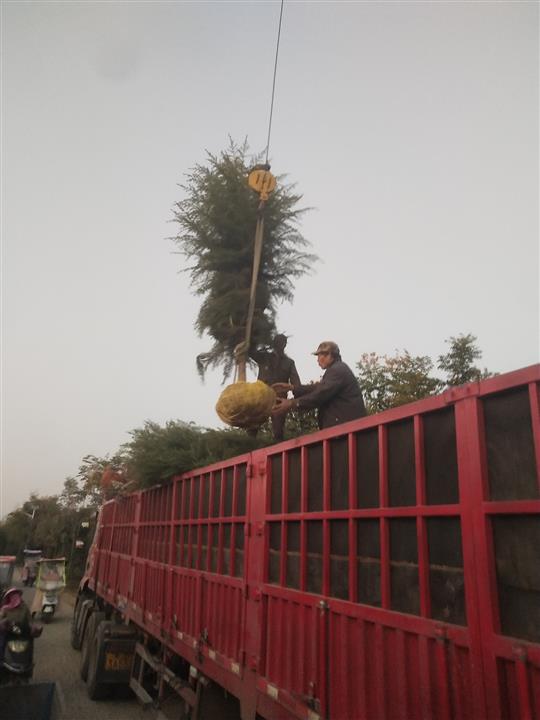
(2, 1), (538, 517)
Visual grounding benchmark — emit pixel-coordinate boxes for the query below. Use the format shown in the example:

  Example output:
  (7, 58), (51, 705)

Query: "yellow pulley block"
(248, 168), (276, 201)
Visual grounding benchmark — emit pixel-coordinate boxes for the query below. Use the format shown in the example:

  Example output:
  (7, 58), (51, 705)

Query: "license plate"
(104, 652), (132, 671)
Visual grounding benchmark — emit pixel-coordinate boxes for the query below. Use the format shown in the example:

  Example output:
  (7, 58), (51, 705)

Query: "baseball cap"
(312, 341), (340, 356)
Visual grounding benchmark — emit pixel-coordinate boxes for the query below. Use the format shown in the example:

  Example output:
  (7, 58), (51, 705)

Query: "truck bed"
(82, 364), (540, 720)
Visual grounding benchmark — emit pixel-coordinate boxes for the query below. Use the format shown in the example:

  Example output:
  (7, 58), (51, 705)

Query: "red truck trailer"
(72, 364), (540, 719)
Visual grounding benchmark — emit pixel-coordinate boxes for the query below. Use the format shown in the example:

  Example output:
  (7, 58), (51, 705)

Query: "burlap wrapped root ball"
(216, 381), (277, 429)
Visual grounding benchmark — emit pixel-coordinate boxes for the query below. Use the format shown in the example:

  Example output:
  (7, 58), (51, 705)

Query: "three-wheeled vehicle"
(31, 558), (66, 623)
(0, 557), (16, 594)
(21, 550), (42, 588)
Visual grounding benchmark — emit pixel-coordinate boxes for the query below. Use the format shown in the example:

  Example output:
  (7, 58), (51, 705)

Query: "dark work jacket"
(0, 602), (32, 632)
(294, 360), (366, 429)
(250, 350), (300, 392)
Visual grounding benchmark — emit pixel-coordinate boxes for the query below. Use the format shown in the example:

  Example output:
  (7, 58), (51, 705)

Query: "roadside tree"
(357, 334), (493, 414)
(357, 351), (442, 414)
(437, 333), (493, 386)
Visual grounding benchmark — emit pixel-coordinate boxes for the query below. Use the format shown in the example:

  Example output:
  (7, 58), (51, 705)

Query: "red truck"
(71, 364), (540, 719)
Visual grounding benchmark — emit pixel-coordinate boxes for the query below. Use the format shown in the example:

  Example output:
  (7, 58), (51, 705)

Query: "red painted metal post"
(529, 381), (540, 495)
(393, 628), (409, 720)
(232, 465), (239, 517)
(242, 452), (268, 719)
(434, 636), (452, 720)
(300, 446), (308, 514)
(374, 623), (387, 719)
(454, 396), (494, 719)
(348, 434), (358, 603)
(378, 425), (390, 610)
(516, 652), (533, 720)
(323, 440), (331, 512)
(414, 415), (431, 618)
(282, 451), (289, 514)
(300, 519), (307, 593)
(317, 599), (329, 719)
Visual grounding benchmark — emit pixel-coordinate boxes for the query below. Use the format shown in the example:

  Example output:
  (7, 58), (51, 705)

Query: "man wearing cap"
(272, 341), (366, 430)
(250, 334), (301, 441)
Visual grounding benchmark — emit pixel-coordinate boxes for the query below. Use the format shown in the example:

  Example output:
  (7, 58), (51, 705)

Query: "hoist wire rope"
(235, 1), (285, 384)
(265, 0), (285, 165)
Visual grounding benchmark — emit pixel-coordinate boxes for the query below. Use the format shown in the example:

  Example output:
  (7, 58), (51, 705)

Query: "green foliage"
(124, 411), (321, 489)
(253, 408), (319, 442)
(437, 333), (493, 386)
(30, 496), (68, 556)
(172, 139), (315, 379)
(124, 420), (269, 489)
(285, 407), (319, 436)
(357, 351), (442, 414)
(59, 477), (84, 510)
(71, 453), (131, 508)
(0, 493), (90, 562)
(357, 334), (493, 413)
(0, 510), (29, 557)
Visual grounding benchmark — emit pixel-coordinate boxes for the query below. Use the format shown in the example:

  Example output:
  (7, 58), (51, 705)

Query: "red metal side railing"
(166, 457), (250, 673)
(453, 369), (540, 720)
(86, 364), (540, 720)
(252, 365), (540, 720)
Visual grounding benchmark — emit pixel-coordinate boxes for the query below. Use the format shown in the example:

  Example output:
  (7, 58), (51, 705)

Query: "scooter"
(0, 621), (41, 684)
(39, 592), (60, 622)
(33, 558), (66, 624)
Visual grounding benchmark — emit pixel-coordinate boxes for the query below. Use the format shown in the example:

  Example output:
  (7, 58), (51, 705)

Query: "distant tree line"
(0, 333), (491, 584)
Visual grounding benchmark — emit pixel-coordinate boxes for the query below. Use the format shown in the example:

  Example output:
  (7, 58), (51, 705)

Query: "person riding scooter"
(21, 549), (42, 587)
(0, 588), (40, 682)
(0, 588), (31, 632)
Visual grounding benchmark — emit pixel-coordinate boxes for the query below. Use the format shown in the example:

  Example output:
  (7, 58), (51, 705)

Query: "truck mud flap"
(94, 622), (138, 684)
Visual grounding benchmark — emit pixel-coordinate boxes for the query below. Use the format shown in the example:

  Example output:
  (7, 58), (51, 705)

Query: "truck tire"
(70, 599), (83, 649)
(86, 623), (113, 701)
(80, 610), (105, 681)
(71, 597), (92, 650)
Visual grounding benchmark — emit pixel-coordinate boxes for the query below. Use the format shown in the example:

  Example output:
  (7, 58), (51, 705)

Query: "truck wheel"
(71, 598), (93, 650)
(70, 599), (83, 649)
(80, 610), (105, 681)
(86, 626), (112, 700)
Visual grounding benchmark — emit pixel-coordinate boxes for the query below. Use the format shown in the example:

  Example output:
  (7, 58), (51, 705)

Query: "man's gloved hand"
(272, 382), (293, 394)
(272, 397), (297, 415)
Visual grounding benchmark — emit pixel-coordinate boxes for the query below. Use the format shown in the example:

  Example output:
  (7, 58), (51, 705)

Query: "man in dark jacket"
(250, 334), (301, 441)
(272, 341), (366, 430)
